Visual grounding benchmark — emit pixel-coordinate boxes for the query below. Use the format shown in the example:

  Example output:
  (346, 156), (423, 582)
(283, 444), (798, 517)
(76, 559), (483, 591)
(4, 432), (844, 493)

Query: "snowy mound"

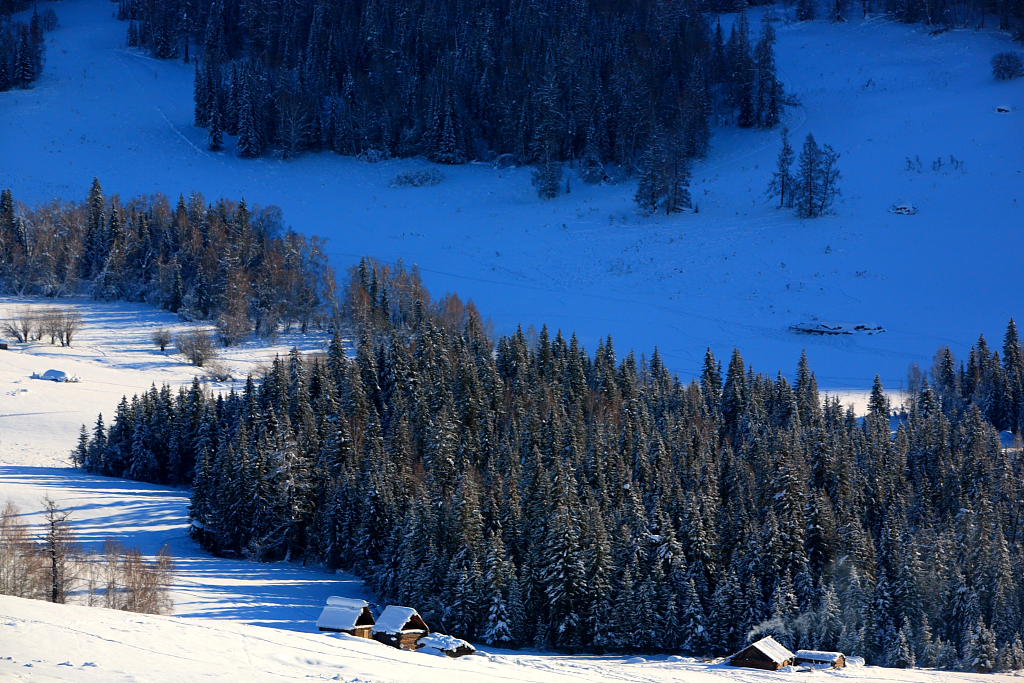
(417, 633), (476, 658)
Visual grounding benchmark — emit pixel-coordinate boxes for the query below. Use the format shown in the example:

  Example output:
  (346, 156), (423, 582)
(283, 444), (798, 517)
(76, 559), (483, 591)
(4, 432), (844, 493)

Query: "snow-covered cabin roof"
(796, 650), (844, 663)
(316, 597), (373, 631)
(372, 606), (428, 635)
(748, 637), (795, 664)
(326, 596), (369, 609)
(41, 369), (67, 381)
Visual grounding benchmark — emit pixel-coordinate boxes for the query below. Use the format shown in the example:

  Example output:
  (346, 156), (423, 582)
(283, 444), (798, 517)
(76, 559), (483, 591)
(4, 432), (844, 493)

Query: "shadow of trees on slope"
(0, 465), (371, 632)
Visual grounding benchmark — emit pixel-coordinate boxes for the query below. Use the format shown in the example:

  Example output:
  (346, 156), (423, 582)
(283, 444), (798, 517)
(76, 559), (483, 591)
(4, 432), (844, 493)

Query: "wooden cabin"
(795, 650), (846, 669)
(372, 606), (429, 651)
(729, 636), (796, 671)
(316, 596), (375, 638)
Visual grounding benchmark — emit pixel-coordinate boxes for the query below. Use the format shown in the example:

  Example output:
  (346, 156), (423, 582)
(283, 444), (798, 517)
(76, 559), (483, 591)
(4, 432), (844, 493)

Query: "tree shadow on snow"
(0, 464), (370, 633)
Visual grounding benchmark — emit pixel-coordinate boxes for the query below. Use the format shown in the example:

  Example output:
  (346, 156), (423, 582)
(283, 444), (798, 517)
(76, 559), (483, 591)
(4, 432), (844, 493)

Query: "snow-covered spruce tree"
(966, 618), (1000, 673)
(753, 20), (782, 129)
(730, 13), (757, 129)
(532, 160), (563, 200)
(207, 95), (224, 151)
(992, 52), (1024, 80)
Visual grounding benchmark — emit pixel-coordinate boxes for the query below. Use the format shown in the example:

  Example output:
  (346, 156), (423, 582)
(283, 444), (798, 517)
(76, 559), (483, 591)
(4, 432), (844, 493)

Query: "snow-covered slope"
(1, 0), (1021, 392)
(3, 594), (1017, 683)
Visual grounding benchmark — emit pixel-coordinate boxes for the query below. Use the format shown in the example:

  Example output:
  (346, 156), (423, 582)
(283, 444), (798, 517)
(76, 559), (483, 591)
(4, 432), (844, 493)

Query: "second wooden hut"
(371, 606), (429, 651)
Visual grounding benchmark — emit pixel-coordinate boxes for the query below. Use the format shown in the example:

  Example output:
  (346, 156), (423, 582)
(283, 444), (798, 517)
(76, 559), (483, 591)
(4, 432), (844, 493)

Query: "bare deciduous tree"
(177, 329), (216, 367)
(42, 497), (76, 604)
(1, 307), (37, 343)
(151, 328), (172, 352)
(56, 310), (83, 346)
(1, 501), (174, 615)
(0, 501), (46, 599)
(6, 308), (83, 346)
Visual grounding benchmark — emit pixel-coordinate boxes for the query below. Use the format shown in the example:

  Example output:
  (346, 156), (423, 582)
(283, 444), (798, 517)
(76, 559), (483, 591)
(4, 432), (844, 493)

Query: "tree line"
(118, 0), (784, 176)
(79, 256), (1024, 671)
(0, 3), (56, 92)
(0, 181), (335, 342)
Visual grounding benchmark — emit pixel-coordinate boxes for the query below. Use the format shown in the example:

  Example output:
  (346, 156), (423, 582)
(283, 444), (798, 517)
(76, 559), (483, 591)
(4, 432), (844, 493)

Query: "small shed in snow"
(316, 596), (375, 638)
(795, 650), (846, 668)
(729, 636), (795, 671)
(371, 606), (429, 651)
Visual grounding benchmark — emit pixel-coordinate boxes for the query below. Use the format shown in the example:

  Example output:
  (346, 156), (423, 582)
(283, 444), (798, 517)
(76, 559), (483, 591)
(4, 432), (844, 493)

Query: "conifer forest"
(0, 182), (333, 338)
(0, 1), (54, 91)
(79, 256), (1024, 671)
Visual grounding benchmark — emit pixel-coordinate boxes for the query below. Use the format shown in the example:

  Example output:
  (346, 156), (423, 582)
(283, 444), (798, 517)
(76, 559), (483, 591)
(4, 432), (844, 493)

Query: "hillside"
(0, 0), (1021, 392)
(1, 0), (1023, 681)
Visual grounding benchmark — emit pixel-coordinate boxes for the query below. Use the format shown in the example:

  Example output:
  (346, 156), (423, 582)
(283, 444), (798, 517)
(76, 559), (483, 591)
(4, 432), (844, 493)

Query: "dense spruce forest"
(0, 1), (54, 91)
(114, 0), (1024, 167)
(79, 257), (1024, 671)
(116, 0), (784, 167)
(0, 182), (334, 339)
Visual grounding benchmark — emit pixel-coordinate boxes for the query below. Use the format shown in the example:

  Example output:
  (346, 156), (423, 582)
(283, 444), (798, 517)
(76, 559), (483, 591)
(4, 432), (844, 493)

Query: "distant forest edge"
(77, 250), (1024, 670)
(118, 0), (784, 166)
(115, 0), (1024, 167)
(0, 181), (337, 341)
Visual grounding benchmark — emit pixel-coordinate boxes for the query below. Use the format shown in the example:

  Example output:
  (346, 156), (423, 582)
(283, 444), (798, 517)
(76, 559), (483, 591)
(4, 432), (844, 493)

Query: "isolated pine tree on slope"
(793, 133), (841, 217)
(767, 128), (795, 208)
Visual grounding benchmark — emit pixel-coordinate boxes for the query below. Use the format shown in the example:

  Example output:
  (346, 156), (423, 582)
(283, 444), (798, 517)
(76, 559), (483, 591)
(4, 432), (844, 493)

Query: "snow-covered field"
(2, 0), (1021, 392)
(4, 593), (1020, 683)
(0, 298), (364, 631)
